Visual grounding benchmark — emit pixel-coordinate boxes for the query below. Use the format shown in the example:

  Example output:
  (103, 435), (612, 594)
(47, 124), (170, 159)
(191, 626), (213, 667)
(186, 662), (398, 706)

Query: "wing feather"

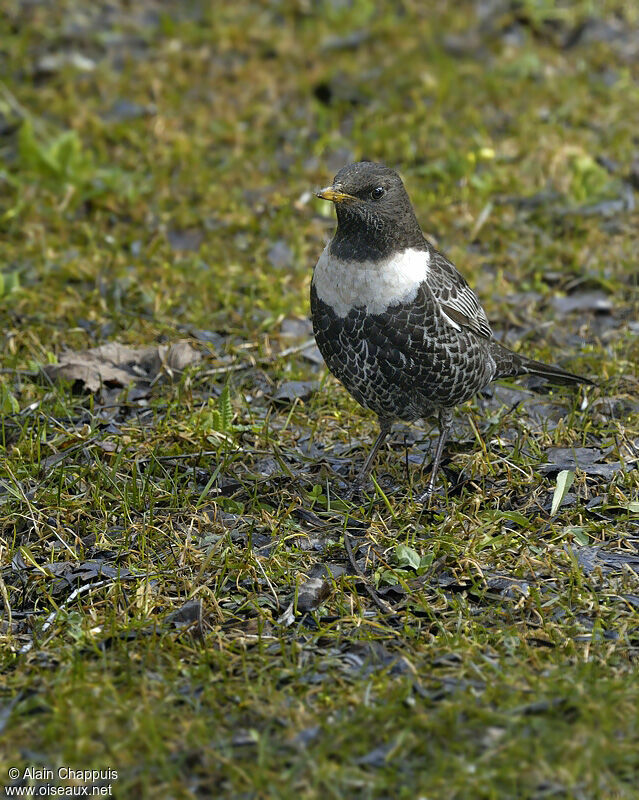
(427, 249), (493, 339)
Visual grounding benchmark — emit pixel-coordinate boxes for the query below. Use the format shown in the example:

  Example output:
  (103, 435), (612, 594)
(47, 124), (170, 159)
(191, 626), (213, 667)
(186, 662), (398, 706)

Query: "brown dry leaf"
(297, 576), (331, 612)
(42, 340), (201, 393)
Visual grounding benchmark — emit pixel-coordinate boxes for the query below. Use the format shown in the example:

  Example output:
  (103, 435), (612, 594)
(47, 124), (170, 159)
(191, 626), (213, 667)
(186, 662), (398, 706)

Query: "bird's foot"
(416, 475), (446, 505)
(342, 461), (375, 500)
(417, 485), (435, 505)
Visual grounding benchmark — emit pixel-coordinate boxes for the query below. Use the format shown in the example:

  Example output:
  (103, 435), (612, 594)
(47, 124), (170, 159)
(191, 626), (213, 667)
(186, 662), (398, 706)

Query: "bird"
(310, 161), (594, 501)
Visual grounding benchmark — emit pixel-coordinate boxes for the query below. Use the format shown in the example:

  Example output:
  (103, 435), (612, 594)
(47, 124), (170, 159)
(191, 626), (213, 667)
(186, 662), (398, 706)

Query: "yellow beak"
(315, 186), (356, 203)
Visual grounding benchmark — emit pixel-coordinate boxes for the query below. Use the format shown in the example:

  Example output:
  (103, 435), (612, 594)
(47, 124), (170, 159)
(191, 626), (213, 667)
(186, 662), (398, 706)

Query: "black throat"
(330, 204), (426, 262)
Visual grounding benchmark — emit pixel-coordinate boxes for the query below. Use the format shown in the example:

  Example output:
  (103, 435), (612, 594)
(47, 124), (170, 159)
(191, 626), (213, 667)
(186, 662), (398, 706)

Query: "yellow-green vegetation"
(1, 1), (639, 797)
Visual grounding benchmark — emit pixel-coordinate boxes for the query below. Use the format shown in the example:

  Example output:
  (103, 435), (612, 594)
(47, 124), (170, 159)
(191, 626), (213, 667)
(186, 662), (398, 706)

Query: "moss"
(1, 1), (638, 797)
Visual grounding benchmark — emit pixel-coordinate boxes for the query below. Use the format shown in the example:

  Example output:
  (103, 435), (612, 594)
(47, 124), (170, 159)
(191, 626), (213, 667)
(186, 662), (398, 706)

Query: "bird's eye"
(371, 186), (385, 200)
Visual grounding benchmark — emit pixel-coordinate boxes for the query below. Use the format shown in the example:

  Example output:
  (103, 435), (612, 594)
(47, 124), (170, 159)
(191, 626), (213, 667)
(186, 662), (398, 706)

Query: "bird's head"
(316, 161), (423, 259)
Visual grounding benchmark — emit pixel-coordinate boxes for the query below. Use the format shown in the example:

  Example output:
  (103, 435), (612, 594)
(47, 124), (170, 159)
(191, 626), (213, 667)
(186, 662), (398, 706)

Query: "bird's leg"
(418, 408), (453, 503)
(349, 418), (392, 494)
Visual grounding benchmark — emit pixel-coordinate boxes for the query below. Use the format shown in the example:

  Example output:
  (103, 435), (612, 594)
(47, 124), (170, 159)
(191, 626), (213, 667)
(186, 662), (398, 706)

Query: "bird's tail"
(490, 341), (595, 386)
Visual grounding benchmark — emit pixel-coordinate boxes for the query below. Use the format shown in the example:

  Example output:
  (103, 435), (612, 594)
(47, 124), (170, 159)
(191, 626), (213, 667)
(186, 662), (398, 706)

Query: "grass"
(1, 0), (639, 797)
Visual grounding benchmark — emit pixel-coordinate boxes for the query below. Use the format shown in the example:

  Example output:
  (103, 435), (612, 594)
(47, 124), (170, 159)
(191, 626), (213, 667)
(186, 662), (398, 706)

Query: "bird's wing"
(426, 249), (493, 339)
(360, 281), (496, 407)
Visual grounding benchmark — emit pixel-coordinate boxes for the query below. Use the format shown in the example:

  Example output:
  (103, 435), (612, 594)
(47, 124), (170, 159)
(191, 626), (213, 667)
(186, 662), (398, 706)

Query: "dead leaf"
(539, 446), (632, 479)
(167, 228), (205, 252)
(280, 317), (313, 338)
(42, 340), (201, 393)
(272, 380), (319, 404)
(163, 340), (201, 373)
(297, 577), (331, 612)
(166, 600), (203, 628)
(95, 440), (118, 453)
(551, 292), (613, 315)
(41, 560), (131, 595)
(571, 543), (639, 575)
(277, 602), (296, 627)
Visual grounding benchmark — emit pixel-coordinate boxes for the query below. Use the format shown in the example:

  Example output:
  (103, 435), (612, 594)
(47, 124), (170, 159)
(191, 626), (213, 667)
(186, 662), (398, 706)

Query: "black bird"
(310, 161), (593, 501)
